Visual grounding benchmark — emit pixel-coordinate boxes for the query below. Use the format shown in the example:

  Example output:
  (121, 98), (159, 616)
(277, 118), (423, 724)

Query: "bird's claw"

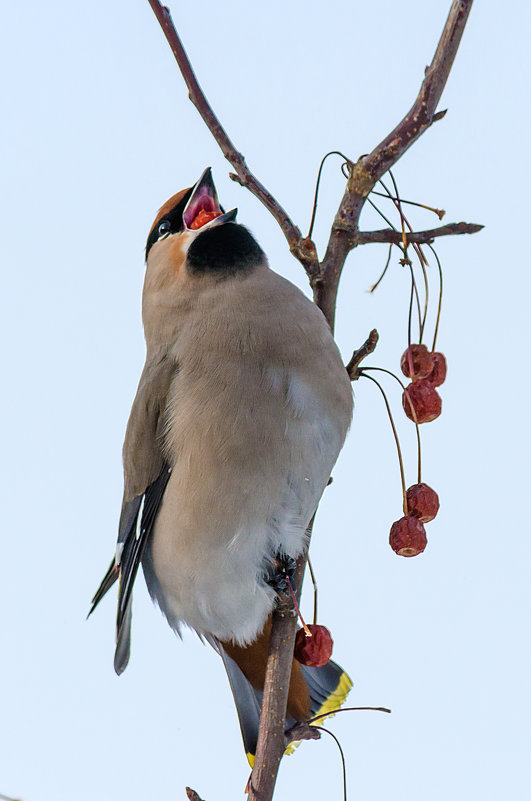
(266, 554), (297, 595)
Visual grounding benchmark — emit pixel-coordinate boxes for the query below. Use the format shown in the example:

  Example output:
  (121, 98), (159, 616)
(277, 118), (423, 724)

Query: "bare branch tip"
(432, 109), (448, 123)
(346, 329), (380, 380)
(185, 788), (205, 801)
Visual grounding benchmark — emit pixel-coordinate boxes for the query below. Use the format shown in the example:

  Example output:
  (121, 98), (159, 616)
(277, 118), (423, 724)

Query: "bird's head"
(145, 167), (264, 277)
(142, 168), (266, 342)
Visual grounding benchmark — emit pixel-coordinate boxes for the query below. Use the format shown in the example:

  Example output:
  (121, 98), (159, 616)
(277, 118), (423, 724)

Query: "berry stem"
(407, 267), (414, 348)
(416, 245), (429, 344)
(387, 171), (408, 253)
(314, 727), (347, 801)
(366, 194), (399, 231)
(307, 555), (318, 626)
(285, 575), (312, 636)
(408, 261), (423, 343)
(380, 175), (429, 343)
(370, 243), (393, 293)
(307, 150), (353, 240)
(362, 366), (422, 484)
(359, 372), (408, 515)
(428, 244), (444, 352)
(369, 190), (445, 219)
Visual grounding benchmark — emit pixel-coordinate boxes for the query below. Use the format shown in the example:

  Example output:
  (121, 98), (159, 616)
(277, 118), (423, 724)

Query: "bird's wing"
(89, 353), (176, 673)
(113, 464), (172, 673)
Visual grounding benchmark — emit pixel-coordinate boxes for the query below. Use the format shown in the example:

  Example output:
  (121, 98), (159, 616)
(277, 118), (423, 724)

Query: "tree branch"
(356, 221), (483, 246)
(145, 1), (320, 278)
(248, 594), (297, 801)
(146, 3), (477, 800)
(317, 0), (475, 328)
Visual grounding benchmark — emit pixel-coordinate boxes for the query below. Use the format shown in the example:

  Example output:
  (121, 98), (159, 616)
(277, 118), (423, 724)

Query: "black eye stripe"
(145, 188), (193, 259)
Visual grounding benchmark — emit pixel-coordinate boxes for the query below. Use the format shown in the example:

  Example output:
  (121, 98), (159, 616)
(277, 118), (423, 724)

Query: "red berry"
(402, 380), (442, 423)
(400, 344), (434, 381)
(294, 624), (333, 667)
(389, 516), (427, 557)
(406, 483), (440, 523)
(190, 209), (223, 229)
(426, 352), (447, 387)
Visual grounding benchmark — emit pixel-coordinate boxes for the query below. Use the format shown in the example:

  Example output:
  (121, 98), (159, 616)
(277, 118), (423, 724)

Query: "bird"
(89, 167), (354, 764)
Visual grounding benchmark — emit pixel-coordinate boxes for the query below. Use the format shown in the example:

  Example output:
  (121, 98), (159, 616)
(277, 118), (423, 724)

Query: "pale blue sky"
(1, 2), (530, 800)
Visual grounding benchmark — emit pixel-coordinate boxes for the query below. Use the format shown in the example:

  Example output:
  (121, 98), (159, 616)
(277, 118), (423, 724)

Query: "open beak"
(183, 168), (237, 230)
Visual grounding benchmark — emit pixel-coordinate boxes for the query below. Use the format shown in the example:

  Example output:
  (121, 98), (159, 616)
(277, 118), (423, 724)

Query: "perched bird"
(90, 168), (354, 763)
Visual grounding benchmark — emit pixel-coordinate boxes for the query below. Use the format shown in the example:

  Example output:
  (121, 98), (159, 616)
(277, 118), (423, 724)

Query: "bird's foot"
(266, 554), (297, 595)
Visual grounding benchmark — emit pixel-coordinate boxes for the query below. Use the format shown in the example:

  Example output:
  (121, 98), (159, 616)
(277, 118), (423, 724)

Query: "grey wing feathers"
(90, 352), (176, 671)
(88, 495), (143, 618)
(113, 464), (172, 674)
(89, 465), (172, 675)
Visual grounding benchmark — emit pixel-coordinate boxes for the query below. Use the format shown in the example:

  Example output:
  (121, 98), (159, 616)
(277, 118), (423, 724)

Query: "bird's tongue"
(189, 209), (223, 230)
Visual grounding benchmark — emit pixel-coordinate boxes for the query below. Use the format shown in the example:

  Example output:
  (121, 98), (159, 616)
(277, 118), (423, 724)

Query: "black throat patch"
(186, 223), (265, 277)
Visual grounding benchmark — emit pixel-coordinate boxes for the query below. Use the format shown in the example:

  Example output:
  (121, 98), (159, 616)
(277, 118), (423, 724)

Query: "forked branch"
(317, 0), (475, 327)
(145, 3), (477, 801)
(145, 1), (320, 278)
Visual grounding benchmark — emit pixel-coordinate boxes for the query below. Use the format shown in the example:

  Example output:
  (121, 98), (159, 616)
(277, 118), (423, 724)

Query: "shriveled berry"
(400, 344), (434, 381)
(402, 380), (442, 423)
(389, 516), (427, 557)
(190, 209), (223, 229)
(426, 352), (447, 387)
(294, 624), (333, 667)
(406, 483), (440, 523)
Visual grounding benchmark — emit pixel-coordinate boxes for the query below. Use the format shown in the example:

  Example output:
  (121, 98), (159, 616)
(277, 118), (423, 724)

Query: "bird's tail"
(219, 631), (352, 766)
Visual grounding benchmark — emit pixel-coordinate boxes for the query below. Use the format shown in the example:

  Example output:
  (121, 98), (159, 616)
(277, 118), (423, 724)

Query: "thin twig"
(346, 329), (380, 379)
(146, 1), (320, 278)
(356, 221), (483, 245)
(308, 706), (392, 725)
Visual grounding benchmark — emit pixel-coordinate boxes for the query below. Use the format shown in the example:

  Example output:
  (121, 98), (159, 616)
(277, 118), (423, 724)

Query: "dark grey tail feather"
(220, 647), (351, 762)
(301, 659), (352, 717)
(114, 599), (133, 675)
(220, 648), (263, 761)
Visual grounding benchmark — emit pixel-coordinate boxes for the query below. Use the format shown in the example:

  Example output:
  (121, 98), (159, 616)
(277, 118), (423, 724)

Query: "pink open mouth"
(183, 168), (223, 229)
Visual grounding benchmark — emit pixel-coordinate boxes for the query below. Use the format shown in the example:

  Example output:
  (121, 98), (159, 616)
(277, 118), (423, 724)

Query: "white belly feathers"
(146, 364), (348, 645)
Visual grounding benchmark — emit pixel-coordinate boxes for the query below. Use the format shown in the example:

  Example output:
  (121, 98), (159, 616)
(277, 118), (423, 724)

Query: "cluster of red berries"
(387, 343), (446, 557)
(401, 344), (447, 423)
(389, 482), (440, 557)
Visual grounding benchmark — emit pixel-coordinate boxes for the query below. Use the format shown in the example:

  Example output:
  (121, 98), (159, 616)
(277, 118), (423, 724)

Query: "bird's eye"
(158, 220), (171, 237)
